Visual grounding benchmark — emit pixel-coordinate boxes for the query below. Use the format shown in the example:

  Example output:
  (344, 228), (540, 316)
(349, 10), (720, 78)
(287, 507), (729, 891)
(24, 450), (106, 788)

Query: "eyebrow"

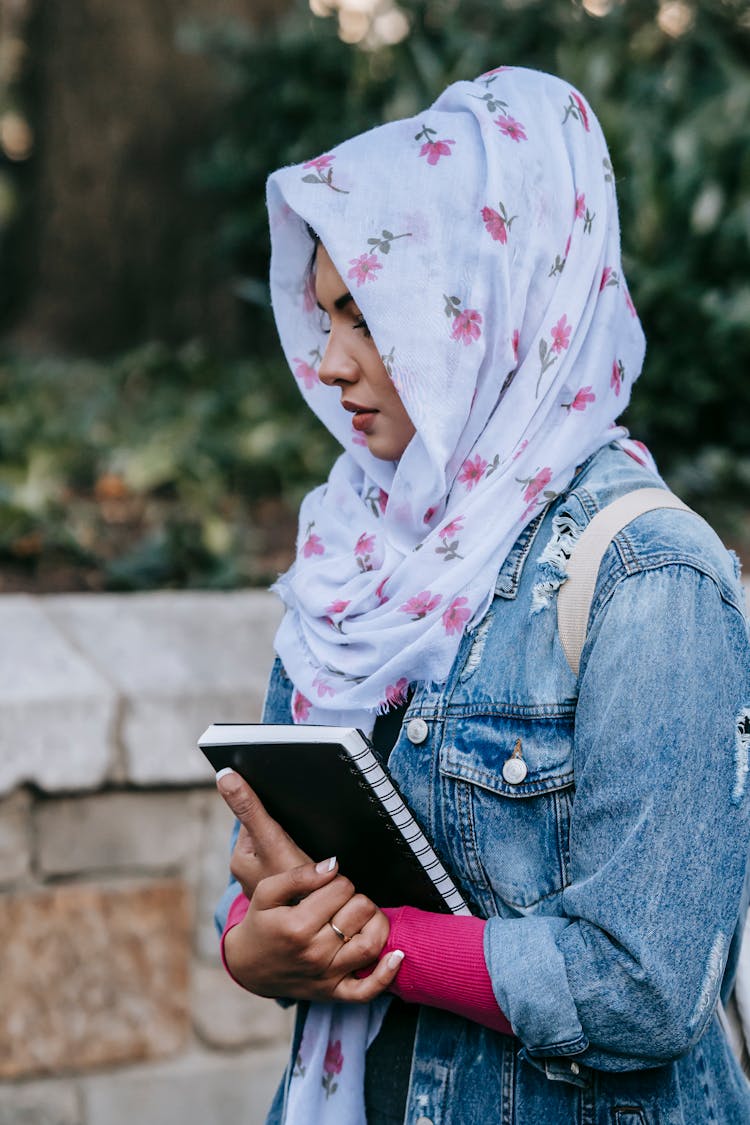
(316, 292), (354, 313)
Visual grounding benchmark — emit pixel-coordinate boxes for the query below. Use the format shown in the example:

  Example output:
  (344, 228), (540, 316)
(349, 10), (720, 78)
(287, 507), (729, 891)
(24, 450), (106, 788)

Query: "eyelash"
(320, 315), (371, 339)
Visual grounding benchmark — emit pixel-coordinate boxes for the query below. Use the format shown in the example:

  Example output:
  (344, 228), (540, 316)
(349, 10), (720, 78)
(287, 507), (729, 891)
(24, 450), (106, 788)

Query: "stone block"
(0, 789), (32, 886)
(35, 790), (208, 878)
(46, 591), (283, 785)
(192, 963), (293, 1050)
(0, 596), (116, 795)
(0, 1079), (81, 1125)
(0, 881), (191, 1078)
(81, 1046), (289, 1125)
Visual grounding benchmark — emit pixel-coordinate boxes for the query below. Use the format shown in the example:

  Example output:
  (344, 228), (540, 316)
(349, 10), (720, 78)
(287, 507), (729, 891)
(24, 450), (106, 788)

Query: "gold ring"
(329, 920), (350, 942)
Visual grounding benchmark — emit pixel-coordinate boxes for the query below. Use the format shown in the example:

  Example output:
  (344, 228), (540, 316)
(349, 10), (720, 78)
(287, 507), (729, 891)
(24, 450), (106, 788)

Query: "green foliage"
(0, 344), (337, 589)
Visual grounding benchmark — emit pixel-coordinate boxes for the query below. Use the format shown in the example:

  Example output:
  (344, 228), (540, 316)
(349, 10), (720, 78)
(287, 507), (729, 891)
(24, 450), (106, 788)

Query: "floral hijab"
(267, 65), (650, 732)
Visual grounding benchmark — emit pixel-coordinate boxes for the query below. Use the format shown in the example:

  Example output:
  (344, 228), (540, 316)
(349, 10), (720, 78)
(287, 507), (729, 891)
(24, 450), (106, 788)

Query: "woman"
(215, 66), (750, 1123)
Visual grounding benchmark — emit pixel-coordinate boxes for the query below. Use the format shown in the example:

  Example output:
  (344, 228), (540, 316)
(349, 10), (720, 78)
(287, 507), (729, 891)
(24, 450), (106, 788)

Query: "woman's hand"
(216, 769), (404, 1001)
(217, 768), (310, 897)
(223, 857), (404, 1002)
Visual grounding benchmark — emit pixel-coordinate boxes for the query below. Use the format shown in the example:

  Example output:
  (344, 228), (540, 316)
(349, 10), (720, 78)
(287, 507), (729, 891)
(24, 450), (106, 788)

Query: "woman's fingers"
(217, 770), (289, 851)
(329, 892), (378, 940)
(327, 905), (389, 974)
(252, 857), (341, 911)
(331, 948), (405, 1003)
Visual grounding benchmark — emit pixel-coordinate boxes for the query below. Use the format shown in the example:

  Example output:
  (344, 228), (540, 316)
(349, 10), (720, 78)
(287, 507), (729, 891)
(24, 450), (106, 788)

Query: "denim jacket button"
(570, 1061), (580, 1075)
(415, 1118), (433, 1125)
(502, 756), (528, 784)
(406, 718), (429, 744)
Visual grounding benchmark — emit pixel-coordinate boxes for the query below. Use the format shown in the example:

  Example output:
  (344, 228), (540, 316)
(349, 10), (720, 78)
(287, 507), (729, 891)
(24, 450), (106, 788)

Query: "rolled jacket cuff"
(484, 915), (589, 1057)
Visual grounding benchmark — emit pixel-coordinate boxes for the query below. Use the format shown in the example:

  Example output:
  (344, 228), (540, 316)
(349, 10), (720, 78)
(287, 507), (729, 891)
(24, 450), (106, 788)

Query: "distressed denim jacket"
(216, 443), (750, 1125)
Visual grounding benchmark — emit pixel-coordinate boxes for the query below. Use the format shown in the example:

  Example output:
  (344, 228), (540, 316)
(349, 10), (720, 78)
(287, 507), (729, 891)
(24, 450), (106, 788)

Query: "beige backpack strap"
(557, 487), (693, 676)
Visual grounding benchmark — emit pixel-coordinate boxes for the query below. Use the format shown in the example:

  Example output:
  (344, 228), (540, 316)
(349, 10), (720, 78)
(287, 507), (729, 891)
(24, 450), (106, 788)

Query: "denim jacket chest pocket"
(437, 709), (576, 919)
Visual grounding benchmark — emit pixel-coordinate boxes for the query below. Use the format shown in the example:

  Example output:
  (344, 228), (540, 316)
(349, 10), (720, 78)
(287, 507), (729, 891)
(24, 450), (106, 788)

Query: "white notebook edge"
(199, 722), (471, 917)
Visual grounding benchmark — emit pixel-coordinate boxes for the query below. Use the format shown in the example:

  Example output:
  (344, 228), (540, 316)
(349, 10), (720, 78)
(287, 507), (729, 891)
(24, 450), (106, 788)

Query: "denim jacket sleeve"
(212, 655), (293, 938)
(484, 560), (750, 1071)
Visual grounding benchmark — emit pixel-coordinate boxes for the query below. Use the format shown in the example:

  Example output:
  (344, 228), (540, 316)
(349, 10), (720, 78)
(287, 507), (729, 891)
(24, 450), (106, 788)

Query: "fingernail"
(216, 768), (235, 781)
(387, 950), (405, 969)
(315, 856), (336, 873)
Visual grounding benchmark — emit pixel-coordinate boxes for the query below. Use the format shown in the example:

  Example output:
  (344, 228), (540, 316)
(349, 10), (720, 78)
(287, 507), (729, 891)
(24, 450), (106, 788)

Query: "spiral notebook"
(198, 723), (470, 915)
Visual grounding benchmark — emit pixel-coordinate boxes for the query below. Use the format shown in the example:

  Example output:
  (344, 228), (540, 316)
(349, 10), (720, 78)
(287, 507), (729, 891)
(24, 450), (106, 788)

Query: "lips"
(342, 400), (378, 415)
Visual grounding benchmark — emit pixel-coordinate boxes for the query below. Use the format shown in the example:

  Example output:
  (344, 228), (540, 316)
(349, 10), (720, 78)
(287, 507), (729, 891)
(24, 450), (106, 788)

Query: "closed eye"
(353, 315), (371, 338)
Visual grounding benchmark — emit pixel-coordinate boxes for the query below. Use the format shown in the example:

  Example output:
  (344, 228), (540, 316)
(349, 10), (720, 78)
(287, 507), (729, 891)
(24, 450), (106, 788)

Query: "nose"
(317, 327), (359, 388)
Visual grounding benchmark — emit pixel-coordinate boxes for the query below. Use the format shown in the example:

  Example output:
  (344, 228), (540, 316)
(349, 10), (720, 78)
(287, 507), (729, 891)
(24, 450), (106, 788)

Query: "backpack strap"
(557, 487), (693, 676)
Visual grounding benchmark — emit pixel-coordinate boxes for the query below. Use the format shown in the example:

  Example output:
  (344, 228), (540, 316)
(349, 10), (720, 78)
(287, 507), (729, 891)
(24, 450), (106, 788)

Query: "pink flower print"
(439, 516), (465, 539)
(420, 139), (455, 165)
(348, 253), (382, 287)
(451, 308), (483, 346)
(563, 91), (590, 132)
(444, 295), (482, 344)
(304, 154), (334, 170)
(512, 438), (529, 461)
(481, 202), (516, 244)
(302, 272), (316, 313)
(322, 1038), (343, 1098)
(292, 691), (312, 722)
(325, 599), (350, 616)
(600, 266), (619, 292)
(384, 677), (410, 707)
(302, 532), (324, 558)
(550, 314), (571, 354)
(564, 386), (596, 412)
(293, 357), (318, 390)
(312, 673), (336, 699)
(611, 358), (625, 397)
(512, 329), (520, 362)
(494, 114), (527, 142)
(519, 467), (553, 504)
(352, 431), (367, 446)
(301, 155), (348, 195)
(399, 590), (442, 620)
(364, 486), (388, 517)
(624, 288), (637, 318)
(480, 66), (512, 79)
(375, 576), (389, 606)
(423, 507), (436, 524)
(458, 454), (488, 491)
(355, 532), (376, 557)
(624, 439), (650, 468)
(575, 192), (586, 219)
(442, 596), (471, 636)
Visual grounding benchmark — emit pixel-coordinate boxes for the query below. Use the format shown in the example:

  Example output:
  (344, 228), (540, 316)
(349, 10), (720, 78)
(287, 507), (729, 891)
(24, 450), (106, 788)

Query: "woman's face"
(314, 242), (416, 461)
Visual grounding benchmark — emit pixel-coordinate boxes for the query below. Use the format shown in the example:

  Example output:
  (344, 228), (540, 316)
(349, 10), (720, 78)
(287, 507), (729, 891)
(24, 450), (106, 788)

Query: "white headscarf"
(268, 69), (657, 1123)
(267, 66), (650, 735)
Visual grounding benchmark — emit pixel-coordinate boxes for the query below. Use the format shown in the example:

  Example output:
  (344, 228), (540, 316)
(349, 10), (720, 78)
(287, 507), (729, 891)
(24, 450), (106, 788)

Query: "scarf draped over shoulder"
(267, 66), (651, 731)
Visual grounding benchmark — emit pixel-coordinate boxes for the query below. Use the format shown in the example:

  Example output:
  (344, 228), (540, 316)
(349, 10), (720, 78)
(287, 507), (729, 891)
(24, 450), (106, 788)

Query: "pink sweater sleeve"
(380, 906), (514, 1035)
(220, 891), (251, 985)
(221, 893), (512, 1034)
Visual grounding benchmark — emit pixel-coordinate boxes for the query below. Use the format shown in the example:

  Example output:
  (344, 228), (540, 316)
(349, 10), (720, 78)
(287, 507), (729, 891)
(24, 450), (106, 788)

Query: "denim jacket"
(216, 443), (750, 1124)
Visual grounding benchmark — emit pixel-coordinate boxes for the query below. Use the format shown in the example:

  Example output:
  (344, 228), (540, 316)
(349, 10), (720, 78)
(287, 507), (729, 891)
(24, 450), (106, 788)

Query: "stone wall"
(0, 591), (292, 1125)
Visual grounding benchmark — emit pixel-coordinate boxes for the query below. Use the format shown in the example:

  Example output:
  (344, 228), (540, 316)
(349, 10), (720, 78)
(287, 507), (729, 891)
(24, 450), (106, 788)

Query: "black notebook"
(199, 723), (470, 916)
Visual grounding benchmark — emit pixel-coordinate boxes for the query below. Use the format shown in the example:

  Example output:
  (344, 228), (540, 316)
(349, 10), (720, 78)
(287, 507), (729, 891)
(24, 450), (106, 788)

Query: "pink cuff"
(381, 906), (513, 1035)
(220, 891), (251, 985)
